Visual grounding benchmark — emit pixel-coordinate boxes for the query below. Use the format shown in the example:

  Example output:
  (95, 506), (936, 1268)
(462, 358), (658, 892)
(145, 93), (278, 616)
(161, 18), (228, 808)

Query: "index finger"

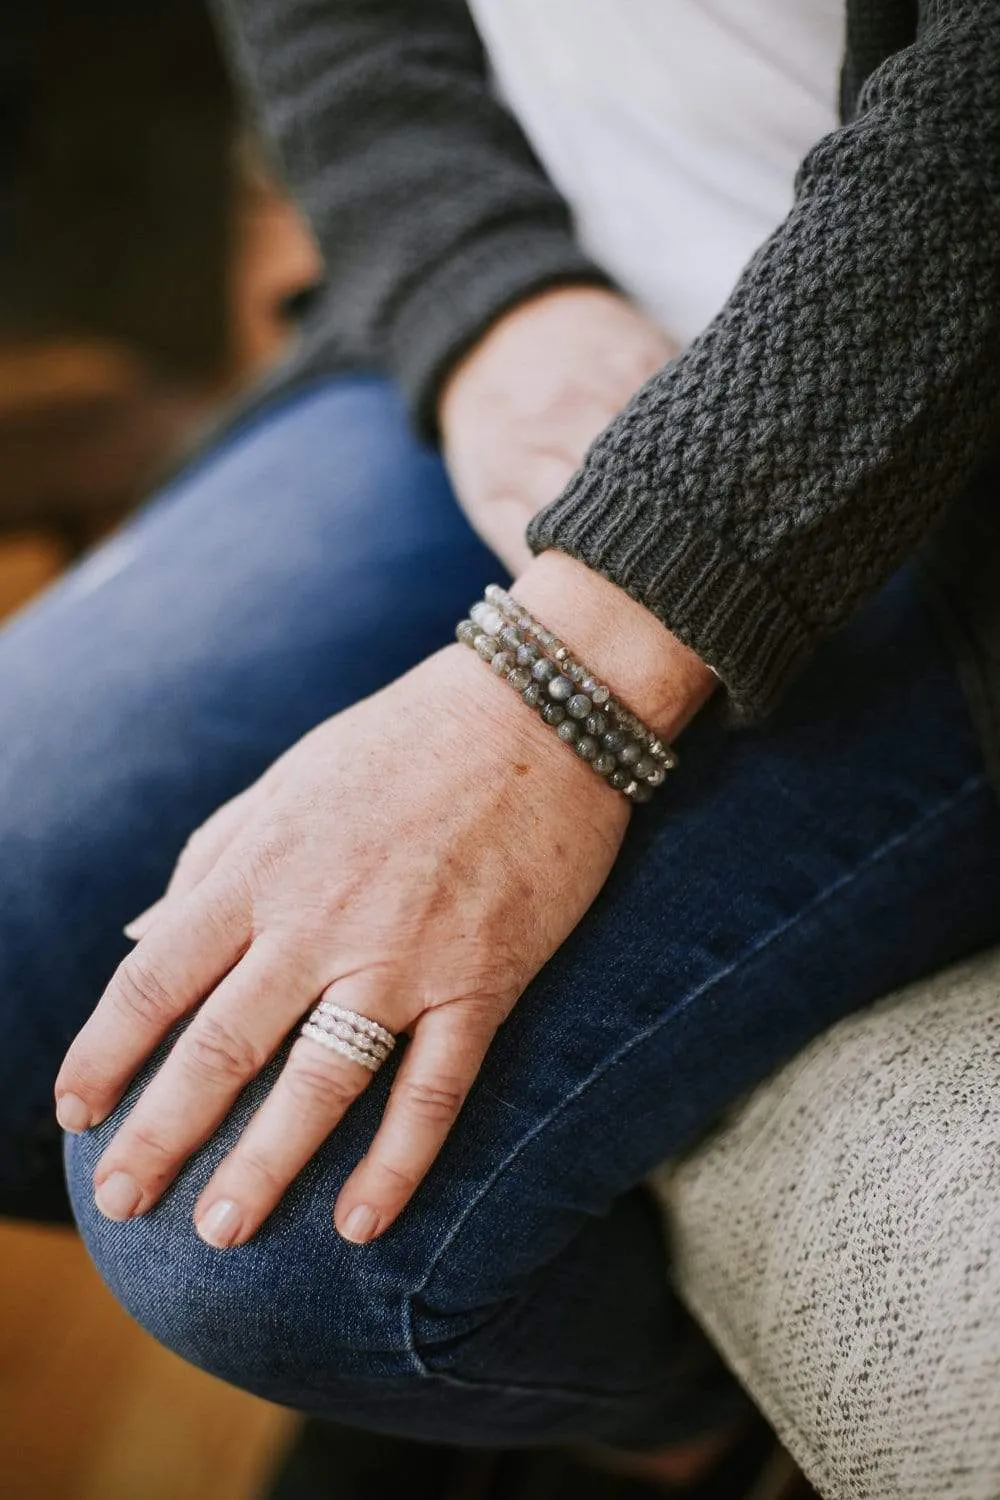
(54, 873), (251, 1131)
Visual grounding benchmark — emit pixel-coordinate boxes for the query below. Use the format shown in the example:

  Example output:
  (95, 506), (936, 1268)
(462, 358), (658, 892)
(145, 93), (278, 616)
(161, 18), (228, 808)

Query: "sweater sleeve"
(528, 0), (1000, 719)
(212, 0), (609, 434)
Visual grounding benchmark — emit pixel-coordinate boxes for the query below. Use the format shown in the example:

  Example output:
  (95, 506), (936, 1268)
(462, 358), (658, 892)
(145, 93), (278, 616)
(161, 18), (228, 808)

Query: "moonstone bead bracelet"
(456, 589), (678, 805)
(484, 585), (677, 769)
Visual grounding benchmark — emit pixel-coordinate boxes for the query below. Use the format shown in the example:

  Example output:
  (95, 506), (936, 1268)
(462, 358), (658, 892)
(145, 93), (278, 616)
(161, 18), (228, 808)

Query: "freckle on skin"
(512, 763), (530, 777)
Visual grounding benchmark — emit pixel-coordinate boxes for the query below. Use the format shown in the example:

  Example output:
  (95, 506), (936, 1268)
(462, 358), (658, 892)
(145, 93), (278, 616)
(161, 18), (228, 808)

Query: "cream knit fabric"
(656, 948), (1000, 1499)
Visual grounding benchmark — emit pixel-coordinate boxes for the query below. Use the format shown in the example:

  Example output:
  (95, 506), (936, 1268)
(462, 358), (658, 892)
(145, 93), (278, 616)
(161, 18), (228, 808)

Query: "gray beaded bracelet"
(456, 590), (677, 805)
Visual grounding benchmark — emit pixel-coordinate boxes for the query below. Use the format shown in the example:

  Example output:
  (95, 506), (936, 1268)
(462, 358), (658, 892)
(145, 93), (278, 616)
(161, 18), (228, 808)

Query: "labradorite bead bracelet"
(456, 589), (678, 805)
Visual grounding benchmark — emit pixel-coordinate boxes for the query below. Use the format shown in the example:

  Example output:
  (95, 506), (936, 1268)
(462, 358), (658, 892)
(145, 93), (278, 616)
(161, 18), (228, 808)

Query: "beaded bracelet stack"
(456, 584), (676, 805)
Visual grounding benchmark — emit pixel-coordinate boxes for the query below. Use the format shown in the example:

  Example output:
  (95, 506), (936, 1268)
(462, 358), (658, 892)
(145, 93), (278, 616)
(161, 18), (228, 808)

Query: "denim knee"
(63, 1078), (436, 1416)
(63, 1123), (555, 1443)
(63, 1090), (710, 1447)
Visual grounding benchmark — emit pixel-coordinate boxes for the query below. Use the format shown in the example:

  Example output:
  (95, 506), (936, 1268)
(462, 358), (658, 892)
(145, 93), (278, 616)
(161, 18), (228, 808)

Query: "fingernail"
(55, 1093), (91, 1133)
(341, 1204), (379, 1244)
(196, 1199), (242, 1249)
(95, 1171), (143, 1221)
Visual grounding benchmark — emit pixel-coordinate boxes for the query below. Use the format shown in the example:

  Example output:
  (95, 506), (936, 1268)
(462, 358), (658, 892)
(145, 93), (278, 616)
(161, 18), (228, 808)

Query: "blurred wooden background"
(1, 3), (319, 1496)
(0, 1221), (298, 1500)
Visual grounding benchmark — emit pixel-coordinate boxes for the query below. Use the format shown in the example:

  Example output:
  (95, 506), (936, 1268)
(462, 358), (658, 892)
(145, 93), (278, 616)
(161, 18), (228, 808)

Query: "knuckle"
(177, 825), (211, 869)
(57, 1050), (107, 1100)
(112, 1125), (176, 1190)
(397, 1076), (466, 1126)
(183, 1015), (265, 1085)
(284, 1059), (359, 1115)
(127, 1123), (175, 1162)
(234, 1148), (284, 1195)
(372, 1157), (420, 1194)
(110, 956), (178, 1029)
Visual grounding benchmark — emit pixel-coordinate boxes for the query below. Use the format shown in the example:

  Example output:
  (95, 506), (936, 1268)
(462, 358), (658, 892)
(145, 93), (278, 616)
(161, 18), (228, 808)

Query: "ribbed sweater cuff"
(527, 471), (815, 722)
(382, 221), (611, 443)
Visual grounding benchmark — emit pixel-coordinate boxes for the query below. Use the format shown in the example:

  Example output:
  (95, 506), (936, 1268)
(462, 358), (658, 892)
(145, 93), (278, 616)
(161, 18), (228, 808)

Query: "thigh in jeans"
(66, 564), (1000, 1447)
(0, 375), (497, 1211)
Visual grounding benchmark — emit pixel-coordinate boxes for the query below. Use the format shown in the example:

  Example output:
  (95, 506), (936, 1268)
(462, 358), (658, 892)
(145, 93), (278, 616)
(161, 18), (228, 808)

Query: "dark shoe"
(264, 1413), (812, 1500)
(481, 1413), (804, 1500)
(263, 1419), (481, 1500)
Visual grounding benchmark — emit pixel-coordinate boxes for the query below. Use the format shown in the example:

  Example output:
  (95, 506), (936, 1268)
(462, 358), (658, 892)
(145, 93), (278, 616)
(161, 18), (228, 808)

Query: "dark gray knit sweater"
(217, 0), (1000, 761)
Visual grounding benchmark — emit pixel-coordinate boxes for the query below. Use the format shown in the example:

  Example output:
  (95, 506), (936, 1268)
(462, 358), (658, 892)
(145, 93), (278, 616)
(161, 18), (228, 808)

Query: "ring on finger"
(300, 998), (396, 1073)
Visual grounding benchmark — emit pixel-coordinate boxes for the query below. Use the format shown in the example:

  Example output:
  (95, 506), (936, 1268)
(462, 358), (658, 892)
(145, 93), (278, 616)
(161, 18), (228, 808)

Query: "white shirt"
(467, 0), (844, 345)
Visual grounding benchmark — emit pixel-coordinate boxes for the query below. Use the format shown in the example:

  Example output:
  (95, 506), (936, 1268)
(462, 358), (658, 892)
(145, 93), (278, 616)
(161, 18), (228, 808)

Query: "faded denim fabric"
(0, 378), (998, 1447)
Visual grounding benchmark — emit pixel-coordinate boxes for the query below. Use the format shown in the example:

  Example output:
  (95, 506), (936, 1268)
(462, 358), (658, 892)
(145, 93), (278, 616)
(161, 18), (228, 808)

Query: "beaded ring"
(300, 998), (396, 1072)
(456, 588), (677, 805)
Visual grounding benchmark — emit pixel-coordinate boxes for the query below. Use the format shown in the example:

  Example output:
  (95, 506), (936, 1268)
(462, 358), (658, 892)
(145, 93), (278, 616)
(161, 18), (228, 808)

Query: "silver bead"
(619, 741), (644, 768)
(547, 675), (574, 702)
(474, 633), (499, 661)
(532, 659), (557, 683)
(541, 702), (566, 727)
(455, 619), (479, 646)
(593, 752), (617, 776)
(592, 685), (611, 707)
(516, 642), (539, 666)
(575, 735), (599, 761)
(554, 646), (570, 663)
(491, 650), (513, 675)
(507, 667), (532, 692)
(634, 755), (658, 779)
(581, 676), (600, 697)
(567, 693), (592, 720)
(499, 624), (521, 651)
(646, 764), (667, 787)
(556, 720), (580, 744)
(522, 682), (543, 708)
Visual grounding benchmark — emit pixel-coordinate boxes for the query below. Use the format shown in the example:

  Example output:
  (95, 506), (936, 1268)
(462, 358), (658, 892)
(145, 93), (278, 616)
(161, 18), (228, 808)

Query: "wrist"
(436, 641), (632, 825)
(510, 551), (717, 741)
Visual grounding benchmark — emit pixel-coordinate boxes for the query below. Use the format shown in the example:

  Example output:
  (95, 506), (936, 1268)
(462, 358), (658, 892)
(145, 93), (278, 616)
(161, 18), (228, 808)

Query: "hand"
(439, 286), (678, 573)
(55, 588), (651, 1249)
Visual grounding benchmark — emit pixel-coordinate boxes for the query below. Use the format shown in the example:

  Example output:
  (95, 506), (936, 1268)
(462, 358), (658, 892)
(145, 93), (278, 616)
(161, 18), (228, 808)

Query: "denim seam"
(401, 769), (989, 1392)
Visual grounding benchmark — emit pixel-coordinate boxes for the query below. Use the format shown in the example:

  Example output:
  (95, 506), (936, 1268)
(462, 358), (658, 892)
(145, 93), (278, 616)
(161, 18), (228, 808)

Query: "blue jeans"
(2, 377), (1000, 1449)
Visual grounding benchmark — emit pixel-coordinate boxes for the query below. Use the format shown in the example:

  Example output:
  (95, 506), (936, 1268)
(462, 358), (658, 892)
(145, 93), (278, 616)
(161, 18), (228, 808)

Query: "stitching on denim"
(402, 770), (989, 1389)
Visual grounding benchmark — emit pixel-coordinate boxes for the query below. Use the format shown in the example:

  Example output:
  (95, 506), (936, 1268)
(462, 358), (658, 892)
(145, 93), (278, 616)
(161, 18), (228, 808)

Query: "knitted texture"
(217, 0), (1000, 729)
(213, 0), (611, 436)
(529, 0), (1000, 717)
(657, 946), (1000, 1499)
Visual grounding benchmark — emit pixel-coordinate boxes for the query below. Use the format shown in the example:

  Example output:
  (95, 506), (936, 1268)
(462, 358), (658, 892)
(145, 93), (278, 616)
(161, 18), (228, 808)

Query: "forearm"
(529, 0), (1000, 719)
(213, 0), (608, 429)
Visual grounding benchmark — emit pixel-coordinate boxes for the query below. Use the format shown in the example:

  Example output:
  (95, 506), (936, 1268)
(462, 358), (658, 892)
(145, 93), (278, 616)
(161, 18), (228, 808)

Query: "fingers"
(333, 1004), (494, 1243)
(192, 978), (391, 1248)
(55, 873), (251, 1132)
(124, 792), (253, 940)
(90, 937), (318, 1221)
